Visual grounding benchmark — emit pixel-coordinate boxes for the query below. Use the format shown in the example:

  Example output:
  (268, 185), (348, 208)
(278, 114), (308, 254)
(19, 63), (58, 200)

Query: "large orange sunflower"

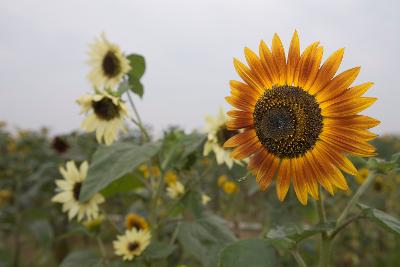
(224, 31), (379, 205)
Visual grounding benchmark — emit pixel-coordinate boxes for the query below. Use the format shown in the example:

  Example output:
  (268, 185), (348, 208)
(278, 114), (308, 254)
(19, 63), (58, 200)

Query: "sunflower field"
(1, 31), (400, 267)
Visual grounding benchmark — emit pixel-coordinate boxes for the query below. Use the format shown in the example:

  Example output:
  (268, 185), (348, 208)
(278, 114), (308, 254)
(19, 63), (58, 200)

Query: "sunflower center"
(127, 241), (140, 252)
(253, 86), (323, 158)
(92, 98), (120, 121)
(102, 51), (121, 78)
(73, 182), (82, 201)
(216, 127), (238, 146)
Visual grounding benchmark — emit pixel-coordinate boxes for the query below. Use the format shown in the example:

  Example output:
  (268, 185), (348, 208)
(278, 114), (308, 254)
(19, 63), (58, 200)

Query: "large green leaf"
(358, 203), (400, 236)
(129, 78), (144, 98)
(218, 238), (277, 267)
(80, 142), (161, 202)
(60, 251), (104, 267)
(142, 242), (176, 260)
(177, 215), (236, 267)
(101, 173), (143, 198)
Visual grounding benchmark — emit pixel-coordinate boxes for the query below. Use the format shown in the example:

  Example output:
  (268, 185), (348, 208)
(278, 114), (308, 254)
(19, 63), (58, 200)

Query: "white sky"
(0, 0), (399, 135)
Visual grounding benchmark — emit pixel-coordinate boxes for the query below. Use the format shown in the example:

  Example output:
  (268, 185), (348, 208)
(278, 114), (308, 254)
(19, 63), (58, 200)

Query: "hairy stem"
(291, 249), (308, 267)
(126, 89), (150, 142)
(337, 171), (375, 225)
(316, 186), (330, 267)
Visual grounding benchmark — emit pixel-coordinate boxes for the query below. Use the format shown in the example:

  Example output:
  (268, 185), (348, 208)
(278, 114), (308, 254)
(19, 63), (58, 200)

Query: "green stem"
(291, 249), (308, 267)
(126, 89), (150, 142)
(316, 186), (331, 267)
(337, 171), (375, 225)
(96, 236), (107, 261)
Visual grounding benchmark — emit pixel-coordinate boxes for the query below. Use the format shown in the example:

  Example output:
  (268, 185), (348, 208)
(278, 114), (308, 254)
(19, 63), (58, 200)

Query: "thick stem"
(316, 187), (331, 267)
(337, 171), (375, 225)
(96, 236), (107, 261)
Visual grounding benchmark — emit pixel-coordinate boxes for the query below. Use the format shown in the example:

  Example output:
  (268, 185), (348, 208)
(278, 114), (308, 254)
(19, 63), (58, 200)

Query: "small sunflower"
(87, 33), (131, 90)
(77, 91), (129, 145)
(125, 213), (149, 231)
(355, 168), (369, 184)
(224, 31), (379, 204)
(113, 229), (151, 261)
(52, 161), (105, 221)
(222, 181), (239, 195)
(204, 108), (240, 168)
(166, 181), (185, 199)
(164, 170), (178, 185)
(201, 193), (211, 205)
(217, 175), (228, 187)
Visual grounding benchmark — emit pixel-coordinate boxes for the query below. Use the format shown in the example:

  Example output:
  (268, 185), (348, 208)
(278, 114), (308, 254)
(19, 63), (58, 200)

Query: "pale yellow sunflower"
(166, 181), (185, 199)
(204, 107), (240, 168)
(52, 161), (105, 222)
(224, 31), (379, 204)
(113, 229), (151, 261)
(87, 33), (131, 90)
(77, 91), (129, 145)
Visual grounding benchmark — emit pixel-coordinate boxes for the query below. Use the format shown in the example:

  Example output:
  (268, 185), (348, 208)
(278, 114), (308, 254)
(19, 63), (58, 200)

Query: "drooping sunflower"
(52, 161), (105, 221)
(204, 108), (240, 168)
(124, 213), (149, 231)
(224, 31), (379, 204)
(87, 33), (131, 90)
(113, 229), (151, 261)
(77, 91), (129, 145)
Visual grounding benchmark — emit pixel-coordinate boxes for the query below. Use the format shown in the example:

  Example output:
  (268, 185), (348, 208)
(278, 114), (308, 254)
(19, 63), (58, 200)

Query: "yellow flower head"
(223, 181), (239, 195)
(124, 213), (149, 231)
(76, 92), (129, 145)
(0, 189), (12, 206)
(87, 33), (131, 90)
(201, 193), (211, 205)
(164, 170), (178, 185)
(224, 31), (379, 205)
(166, 181), (185, 199)
(113, 229), (151, 261)
(217, 175), (228, 187)
(355, 168), (369, 184)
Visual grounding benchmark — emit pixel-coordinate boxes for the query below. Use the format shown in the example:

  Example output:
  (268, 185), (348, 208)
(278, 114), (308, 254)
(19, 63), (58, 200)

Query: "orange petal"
(230, 80), (262, 101)
(226, 117), (254, 130)
(244, 48), (273, 89)
(292, 158), (308, 205)
(230, 137), (261, 160)
(259, 40), (280, 85)
(225, 96), (254, 112)
(306, 151), (334, 195)
(316, 67), (360, 103)
(322, 97), (377, 117)
(293, 41), (319, 87)
(224, 129), (257, 148)
(309, 48), (345, 95)
(233, 58), (264, 91)
(257, 155), (280, 191)
(304, 46), (323, 90)
(272, 33), (287, 85)
(276, 159), (291, 201)
(286, 30), (300, 86)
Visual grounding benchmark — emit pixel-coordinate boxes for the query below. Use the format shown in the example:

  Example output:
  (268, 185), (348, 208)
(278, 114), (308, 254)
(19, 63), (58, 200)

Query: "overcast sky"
(0, 0), (399, 135)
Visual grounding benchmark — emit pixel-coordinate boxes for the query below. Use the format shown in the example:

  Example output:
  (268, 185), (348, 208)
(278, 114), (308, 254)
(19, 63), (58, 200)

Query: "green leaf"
(218, 238), (277, 267)
(60, 251), (104, 267)
(127, 54), (145, 98)
(127, 54), (145, 79)
(101, 173), (143, 198)
(266, 222), (335, 250)
(178, 215), (236, 267)
(80, 142), (161, 202)
(129, 78), (144, 98)
(358, 203), (400, 236)
(367, 158), (396, 174)
(143, 242), (176, 260)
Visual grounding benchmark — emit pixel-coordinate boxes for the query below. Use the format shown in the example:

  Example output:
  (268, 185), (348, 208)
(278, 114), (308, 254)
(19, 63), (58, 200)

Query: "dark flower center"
(216, 127), (238, 146)
(73, 182), (82, 201)
(92, 97), (120, 121)
(129, 221), (143, 231)
(52, 136), (69, 154)
(127, 241), (140, 252)
(102, 51), (121, 78)
(253, 86), (323, 158)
